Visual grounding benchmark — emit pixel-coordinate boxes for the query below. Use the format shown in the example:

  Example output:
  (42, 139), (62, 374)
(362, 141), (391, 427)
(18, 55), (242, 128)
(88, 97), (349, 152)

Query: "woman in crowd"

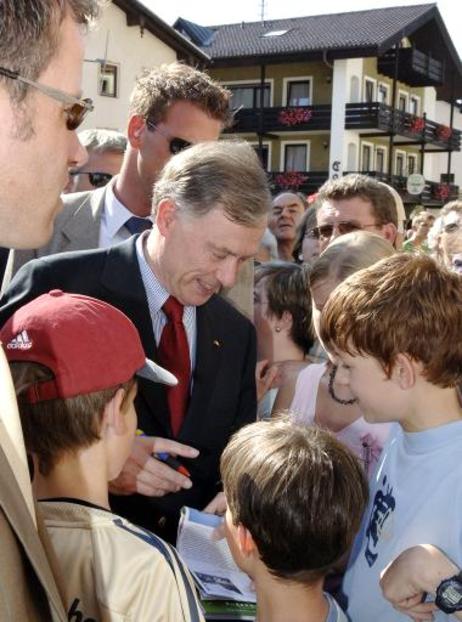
(276, 231), (394, 475)
(292, 205), (319, 265)
(254, 261), (314, 419)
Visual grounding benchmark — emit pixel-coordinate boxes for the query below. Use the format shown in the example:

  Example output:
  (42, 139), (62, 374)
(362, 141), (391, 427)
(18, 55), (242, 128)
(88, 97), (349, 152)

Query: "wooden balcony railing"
(268, 170), (329, 195)
(226, 105), (332, 134)
(345, 102), (461, 151)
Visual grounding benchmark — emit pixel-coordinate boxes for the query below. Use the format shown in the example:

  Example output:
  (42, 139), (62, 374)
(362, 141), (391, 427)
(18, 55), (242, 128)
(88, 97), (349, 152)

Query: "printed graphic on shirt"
(365, 475), (396, 567)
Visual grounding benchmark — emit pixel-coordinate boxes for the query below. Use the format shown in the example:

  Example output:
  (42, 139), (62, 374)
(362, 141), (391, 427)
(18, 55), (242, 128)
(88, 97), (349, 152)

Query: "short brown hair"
(318, 174), (398, 227)
(255, 261), (314, 354)
(10, 361), (134, 475)
(129, 63), (231, 127)
(320, 254), (462, 387)
(152, 140), (271, 226)
(0, 0), (101, 102)
(221, 419), (368, 583)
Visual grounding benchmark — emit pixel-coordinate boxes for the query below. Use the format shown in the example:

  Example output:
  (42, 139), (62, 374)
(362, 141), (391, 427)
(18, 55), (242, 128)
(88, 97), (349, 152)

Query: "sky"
(141, 0), (462, 58)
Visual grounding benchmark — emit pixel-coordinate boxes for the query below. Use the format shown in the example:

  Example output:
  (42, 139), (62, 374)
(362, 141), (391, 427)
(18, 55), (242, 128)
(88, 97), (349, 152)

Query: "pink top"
(291, 363), (391, 476)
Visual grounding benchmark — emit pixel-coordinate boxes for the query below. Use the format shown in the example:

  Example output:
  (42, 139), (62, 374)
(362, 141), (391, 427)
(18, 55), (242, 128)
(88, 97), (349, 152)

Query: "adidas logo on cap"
(7, 330), (33, 350)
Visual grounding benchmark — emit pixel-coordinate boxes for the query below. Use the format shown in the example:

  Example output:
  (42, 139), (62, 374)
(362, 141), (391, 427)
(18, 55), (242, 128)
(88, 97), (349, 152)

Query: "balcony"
(347, 170), (459, 206)
(345, 102), (461, 151)
(268, 171), (328, 196)
(226, 105), (332, 134)
(377, 48), (444, 87)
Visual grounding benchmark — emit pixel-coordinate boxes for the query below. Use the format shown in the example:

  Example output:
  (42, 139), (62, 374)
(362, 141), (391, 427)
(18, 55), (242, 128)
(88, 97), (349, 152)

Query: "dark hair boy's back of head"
(221, 419), (368, 583)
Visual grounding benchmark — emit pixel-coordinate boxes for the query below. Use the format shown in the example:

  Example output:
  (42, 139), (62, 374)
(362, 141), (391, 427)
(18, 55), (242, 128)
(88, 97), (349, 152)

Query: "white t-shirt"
(343, 420), (462, 621)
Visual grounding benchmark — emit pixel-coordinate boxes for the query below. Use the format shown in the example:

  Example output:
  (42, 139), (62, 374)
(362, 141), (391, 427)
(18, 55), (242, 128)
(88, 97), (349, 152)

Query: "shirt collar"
(104, 178), (152, 240)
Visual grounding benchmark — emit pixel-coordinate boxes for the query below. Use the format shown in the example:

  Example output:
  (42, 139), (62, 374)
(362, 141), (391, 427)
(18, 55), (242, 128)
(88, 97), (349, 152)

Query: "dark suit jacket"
(0, 236), (257, 542)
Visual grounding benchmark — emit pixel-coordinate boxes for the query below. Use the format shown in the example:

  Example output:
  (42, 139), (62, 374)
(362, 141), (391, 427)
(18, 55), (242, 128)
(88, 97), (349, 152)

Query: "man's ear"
(390, 353), (416, 390)
(382, 222), (398, 246)
(237, 524), (257, 558)
(127, 114), (146, 149)
(102, 388), (127, 436)
(156, 198), (178, 237)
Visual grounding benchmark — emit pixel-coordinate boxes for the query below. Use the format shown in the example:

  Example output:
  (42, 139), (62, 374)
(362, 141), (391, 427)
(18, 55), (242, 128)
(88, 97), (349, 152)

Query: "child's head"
(309, 231), (395, 336)
(220, 418), (368, 585)
(320, 254), (462, 395)
(1, 290), (176, 476)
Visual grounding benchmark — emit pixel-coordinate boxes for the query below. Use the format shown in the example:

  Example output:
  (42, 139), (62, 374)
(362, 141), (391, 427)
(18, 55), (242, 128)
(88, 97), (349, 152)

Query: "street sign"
(406, 173), (426, 195)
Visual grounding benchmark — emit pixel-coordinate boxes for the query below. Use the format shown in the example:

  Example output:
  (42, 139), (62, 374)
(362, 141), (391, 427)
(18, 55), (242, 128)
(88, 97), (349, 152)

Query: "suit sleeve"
(0, 248), (38, 296)
(0, 259), (55, 328)
(233, 320), (258, 432)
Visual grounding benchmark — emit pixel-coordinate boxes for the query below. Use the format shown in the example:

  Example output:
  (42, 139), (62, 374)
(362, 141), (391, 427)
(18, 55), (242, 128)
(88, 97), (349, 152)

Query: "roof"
(112, 0), (209, 64)
(175, 5), (437, 60)
(174, 4), (462, 101)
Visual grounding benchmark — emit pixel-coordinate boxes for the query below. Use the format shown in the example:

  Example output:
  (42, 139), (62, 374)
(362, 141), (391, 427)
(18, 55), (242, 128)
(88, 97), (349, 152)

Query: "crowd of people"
(1, 2), (462, 622)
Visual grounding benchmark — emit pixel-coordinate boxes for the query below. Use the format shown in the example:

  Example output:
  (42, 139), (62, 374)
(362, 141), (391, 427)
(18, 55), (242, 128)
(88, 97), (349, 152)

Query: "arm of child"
(380, 545), (462, 621)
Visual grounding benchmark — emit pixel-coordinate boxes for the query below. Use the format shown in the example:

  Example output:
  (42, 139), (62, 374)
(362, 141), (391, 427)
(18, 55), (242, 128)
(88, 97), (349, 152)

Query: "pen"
(155, 452), (191, 478)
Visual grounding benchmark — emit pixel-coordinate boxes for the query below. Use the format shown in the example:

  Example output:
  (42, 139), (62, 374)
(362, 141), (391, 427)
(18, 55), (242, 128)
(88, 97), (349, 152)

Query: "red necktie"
(157, 296), (191, 436)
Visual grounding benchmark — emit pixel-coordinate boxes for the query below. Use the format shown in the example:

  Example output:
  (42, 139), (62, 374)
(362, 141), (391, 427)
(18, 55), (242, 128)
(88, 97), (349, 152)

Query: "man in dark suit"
(1, 140), (270, 542)
(0, 0), (99, 619)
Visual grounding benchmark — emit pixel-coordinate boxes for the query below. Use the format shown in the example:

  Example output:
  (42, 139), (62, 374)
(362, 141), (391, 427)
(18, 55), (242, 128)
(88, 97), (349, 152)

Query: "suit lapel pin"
(213, 339), (221, 347)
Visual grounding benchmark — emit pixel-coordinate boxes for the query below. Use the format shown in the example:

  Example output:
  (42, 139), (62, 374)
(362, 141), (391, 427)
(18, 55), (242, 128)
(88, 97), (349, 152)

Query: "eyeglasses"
(70, 171), (113, 188)
(309, 222), (380, 240)
(146, 120), (192, 155)
(0, 66), (93, 130)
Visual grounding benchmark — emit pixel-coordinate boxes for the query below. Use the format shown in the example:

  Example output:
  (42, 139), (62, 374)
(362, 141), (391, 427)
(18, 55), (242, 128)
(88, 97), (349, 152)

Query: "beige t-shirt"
(40, 500), (204, 622)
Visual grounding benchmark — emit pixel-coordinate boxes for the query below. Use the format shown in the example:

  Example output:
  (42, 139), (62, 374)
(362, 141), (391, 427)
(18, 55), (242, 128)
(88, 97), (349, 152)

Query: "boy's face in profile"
(333, 350), (398, 424)
(223, 506), (254, 578)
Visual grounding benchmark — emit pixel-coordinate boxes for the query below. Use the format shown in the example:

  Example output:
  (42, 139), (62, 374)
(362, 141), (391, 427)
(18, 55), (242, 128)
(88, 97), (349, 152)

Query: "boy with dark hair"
(320, 253), (462, 621)
(1, 290), (204, 622)
(220, 418), (368, 622)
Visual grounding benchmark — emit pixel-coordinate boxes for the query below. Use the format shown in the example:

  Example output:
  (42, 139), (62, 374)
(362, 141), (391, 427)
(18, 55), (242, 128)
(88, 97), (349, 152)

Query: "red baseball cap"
(0, 290), (177, 403)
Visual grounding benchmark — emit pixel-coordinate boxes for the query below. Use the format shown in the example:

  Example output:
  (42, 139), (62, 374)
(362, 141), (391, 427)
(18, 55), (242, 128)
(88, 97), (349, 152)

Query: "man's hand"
(380, 545), (459, 621)
(109, 436), (199, 497)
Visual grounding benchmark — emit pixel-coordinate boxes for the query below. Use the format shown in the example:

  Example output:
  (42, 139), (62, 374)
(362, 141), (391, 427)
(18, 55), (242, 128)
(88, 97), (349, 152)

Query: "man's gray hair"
(0, 0), (101, 101)
(77, 128), (127, 154)
(153, 140), (271, 227)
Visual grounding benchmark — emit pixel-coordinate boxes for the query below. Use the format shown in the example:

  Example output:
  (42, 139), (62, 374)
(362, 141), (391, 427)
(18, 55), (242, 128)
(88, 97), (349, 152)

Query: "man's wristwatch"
(435, 571), (462, 613)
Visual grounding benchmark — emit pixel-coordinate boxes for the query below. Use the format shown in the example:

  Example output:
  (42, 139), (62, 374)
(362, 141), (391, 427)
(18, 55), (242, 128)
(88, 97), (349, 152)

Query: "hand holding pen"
(109, 432), (199, 497)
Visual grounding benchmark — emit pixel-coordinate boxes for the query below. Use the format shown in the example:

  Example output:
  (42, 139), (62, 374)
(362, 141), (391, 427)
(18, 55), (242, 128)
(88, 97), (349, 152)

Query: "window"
(407, 154), (418, 175)
(376, 148), (386, 173)
(395, 152), (405, 176)
(361, 144), (372, 172)
(378, 84), (389, 104)
(410, 96), (419, 116)
(287, 81), (311, 106)
(398, 92), (408, 112)
(99, 63), (118, 98)
(364, 79), (375, 103)
(227, 84), (270, 109)
(262, 29), (288, 37)
(284, 144), (307, 171)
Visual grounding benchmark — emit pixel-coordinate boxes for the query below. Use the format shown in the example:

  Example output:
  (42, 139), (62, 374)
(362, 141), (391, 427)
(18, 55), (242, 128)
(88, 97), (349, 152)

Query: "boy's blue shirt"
(343, 419), (462, 621)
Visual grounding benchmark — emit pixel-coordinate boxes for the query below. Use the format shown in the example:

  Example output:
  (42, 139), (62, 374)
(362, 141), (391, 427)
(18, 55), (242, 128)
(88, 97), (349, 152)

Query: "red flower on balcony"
(410, 116), (425, 134)
(433, 183), (451, 201)
(275, 171), (308, 190)
(436, 125), (453, 142)
(278, 107), (313, 127)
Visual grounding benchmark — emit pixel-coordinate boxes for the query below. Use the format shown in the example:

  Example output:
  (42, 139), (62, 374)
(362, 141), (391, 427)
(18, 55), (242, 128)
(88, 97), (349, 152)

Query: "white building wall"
(431, 100), (462, 188)
(81, 3), (177, 132)
(329, 58), (363, 178)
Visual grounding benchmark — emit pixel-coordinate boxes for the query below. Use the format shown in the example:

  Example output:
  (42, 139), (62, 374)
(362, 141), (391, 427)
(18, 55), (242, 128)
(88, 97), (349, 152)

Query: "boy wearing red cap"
(0, 290), (204, 622)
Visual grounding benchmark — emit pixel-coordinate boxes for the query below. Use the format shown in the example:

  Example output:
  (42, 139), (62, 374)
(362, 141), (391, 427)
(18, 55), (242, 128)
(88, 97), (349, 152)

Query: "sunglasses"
(0, 66), (93, 131)
(70, 171), (113, 188)
(309, 221), (379, 240)
(146, 120), (192, 155)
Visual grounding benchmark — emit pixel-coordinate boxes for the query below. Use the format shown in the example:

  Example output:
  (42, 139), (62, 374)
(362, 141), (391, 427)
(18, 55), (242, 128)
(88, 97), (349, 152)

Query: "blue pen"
(136, 430), (191, 477)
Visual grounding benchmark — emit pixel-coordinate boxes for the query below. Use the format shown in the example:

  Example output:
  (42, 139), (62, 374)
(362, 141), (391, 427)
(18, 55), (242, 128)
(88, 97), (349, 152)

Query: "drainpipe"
(258, 64), (266, 159)
(388, 41), (401, 178)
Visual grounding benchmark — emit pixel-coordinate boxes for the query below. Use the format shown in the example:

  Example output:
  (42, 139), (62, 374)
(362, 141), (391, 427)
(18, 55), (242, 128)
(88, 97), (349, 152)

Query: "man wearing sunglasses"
(65, 128), (127, 193)
(0, 0), (99, 620)
(312, 174), (398, 253)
